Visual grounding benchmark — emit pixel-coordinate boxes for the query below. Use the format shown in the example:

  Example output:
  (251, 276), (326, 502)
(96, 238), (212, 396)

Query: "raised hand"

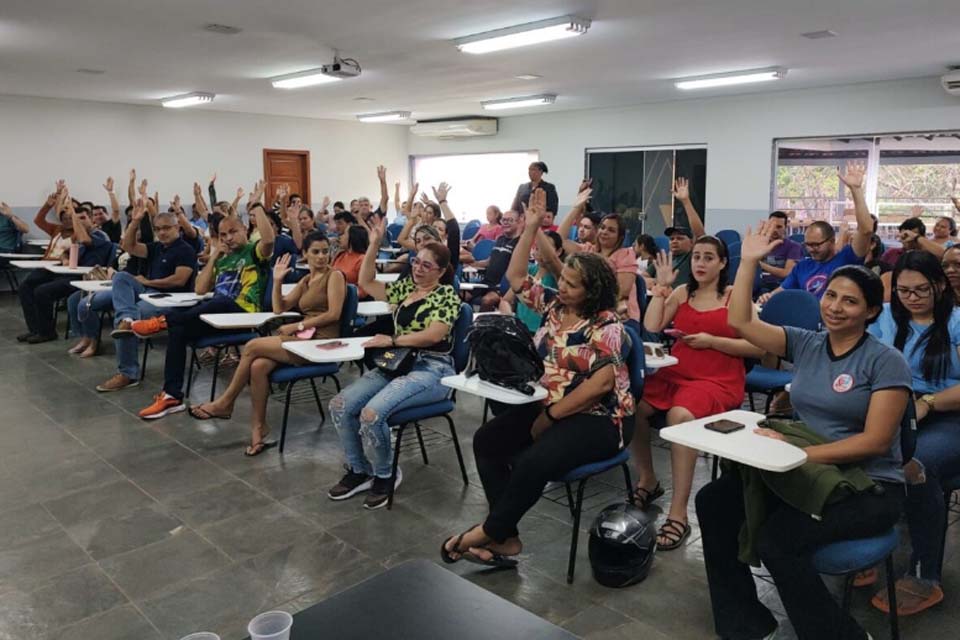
(273, 253), (292, 281)
(369, 214), (387, 248)
(131, 197), (147, 222)
(276, 183), (288, 201)
(672, 177), (691, 202)
(129, 169), (136, 183)
(193, 182), (202, 197)
(376, 165), (387, 182)
(286, 202), (302, 226)
(103, 177), (114, 192)
(138, 179), (148, 198)
(572, 186), (592, 210)
(321, 195), (330, 210)
(653, 250), (678, 287)
(209, 173), (217, 184)
(432, 182), (451, 202)
(911, 204), (924, 218)
(839, 163), (866, 191)
(419, 192), (432, 207)
(578, 178), (593, 193)
(171, 195), (182, 212)
(236, 187), (244, 200)
(0, 202), (12, 217)
(741, 221), (783, 262)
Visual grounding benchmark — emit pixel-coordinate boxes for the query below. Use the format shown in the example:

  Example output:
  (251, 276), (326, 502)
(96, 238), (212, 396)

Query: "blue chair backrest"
(635, 274), (648, 320)
(727, 241), (741, 258)
(654, 235), (670, 253)
(452, 303), (473, 373)
(339, 284), (359, 337)
(462, 220), (481, 241)
(789, 232), (806, 245)
(759, 289), (820, 331)
(107, 242), (119, 267)
(452, 275), (461, 294)
(386, 224), (404, 242)
(472, 239), (495, 261)
(716, 229), (741, 247)
(623, 321), (647, 400)
(568, 226), (579, 240)
(727, 254), (740, 279)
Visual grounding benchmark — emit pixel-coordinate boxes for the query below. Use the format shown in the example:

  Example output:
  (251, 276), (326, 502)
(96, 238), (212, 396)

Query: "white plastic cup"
(247, 611), (293, 640)
(179, 634), (220, 640)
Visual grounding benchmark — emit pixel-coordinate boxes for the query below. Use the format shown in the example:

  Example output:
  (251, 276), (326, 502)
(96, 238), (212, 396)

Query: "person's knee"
(250, 357), (273, 376)
(360, 406), (379, 425)
(243, 339), (266, 358)
(666, 406), (695, 426)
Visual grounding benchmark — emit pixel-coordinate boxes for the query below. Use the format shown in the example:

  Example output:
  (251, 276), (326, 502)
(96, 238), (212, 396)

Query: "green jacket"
(733, 418), (876, 566)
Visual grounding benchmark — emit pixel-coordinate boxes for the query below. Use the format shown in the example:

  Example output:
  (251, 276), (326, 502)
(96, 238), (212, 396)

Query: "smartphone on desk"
(316, 340), (347, 351)
(704, 419), (745, 434)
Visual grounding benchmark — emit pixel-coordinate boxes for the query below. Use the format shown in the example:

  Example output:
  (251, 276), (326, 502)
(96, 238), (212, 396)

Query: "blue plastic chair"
(385, 303), (473, 509)
(462, 220), (481, 241)
(726, 241), (741, 258)
(270, 285), (359, 452)
(716, 229), (741, 247)
(745, 290), (820, 413)
(654, 235), (670, 253)
(471, 239), (495, 262)
(552, 321), (646, 583)
(386, 223), (404, 242)
(809, 401), (917, 640)
(635, 275), (648, 322)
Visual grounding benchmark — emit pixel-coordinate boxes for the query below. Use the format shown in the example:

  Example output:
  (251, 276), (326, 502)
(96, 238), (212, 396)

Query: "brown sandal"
(656, 518), (691, 551)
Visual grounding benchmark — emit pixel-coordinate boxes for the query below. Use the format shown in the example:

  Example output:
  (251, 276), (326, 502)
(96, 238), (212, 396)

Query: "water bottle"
(68, 242), (79, 268)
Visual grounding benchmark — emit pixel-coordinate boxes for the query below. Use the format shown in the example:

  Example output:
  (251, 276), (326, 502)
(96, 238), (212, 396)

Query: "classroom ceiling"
(1, 0), (958, 122)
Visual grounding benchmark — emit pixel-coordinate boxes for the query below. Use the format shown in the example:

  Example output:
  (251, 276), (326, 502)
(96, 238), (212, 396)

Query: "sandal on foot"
(871, 577), (944, 616)
(441, 525), (479, 564)
(657, 518), (691, 551)
(244, 441), (277, 457)
(189, 404), (232, 420)
(633, 482), (664, 509)
(853, 568), (879, 588)
(462, 547), (519, 569)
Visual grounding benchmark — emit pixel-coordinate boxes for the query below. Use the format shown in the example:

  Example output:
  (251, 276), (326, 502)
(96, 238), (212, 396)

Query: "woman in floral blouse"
(442, 189), (634, 567)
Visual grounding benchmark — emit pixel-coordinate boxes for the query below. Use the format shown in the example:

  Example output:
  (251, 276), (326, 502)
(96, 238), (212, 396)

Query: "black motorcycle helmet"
(588, 503), (656, 588)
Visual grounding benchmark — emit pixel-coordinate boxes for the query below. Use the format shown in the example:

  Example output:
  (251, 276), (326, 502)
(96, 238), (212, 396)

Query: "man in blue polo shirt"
(96, 206), (197, 392)
(760, 166), (873, 301)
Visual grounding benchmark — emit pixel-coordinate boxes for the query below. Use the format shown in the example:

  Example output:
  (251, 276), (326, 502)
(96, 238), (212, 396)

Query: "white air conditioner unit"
(942, 70), (960, 96)
(410, 118), (498, 138)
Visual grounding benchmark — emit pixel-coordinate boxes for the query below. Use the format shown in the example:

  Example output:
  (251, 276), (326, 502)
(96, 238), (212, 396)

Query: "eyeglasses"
(895, 285), (933, 300)
(411, 257), (439, 271)
(803, 238), (831, 249)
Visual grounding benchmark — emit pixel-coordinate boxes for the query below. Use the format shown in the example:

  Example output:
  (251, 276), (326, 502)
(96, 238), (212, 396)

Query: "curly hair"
(563, 252), (619, 319)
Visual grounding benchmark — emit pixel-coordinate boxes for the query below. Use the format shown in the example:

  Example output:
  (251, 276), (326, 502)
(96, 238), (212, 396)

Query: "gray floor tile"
(15, 451), (123, 503)
(47, 604), (163, 640)
(0, 503), (61, 549)
(43, 480), (156, 528)
(163, 479), (274, 528)
(64, 504), (184, 561)
(325, 503), (446, 562)
(237, 459), (344, 501)
(0, 531), (90, 594)
(200, 504), (318, 561)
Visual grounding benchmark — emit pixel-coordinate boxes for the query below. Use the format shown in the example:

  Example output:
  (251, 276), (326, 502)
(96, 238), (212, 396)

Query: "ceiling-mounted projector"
(323, 56), (361, 79)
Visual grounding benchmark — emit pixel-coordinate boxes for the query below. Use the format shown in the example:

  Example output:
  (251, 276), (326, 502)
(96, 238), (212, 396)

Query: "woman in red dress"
(632, 236), (763, 550)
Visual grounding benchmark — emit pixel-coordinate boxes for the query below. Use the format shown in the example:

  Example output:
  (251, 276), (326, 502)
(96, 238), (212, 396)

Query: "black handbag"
(465, 314), (545, 395)
(370, 347), (417, 377)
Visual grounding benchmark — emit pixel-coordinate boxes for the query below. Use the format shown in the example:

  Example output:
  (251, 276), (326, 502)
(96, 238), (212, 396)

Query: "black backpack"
(465, 314), (545, 395)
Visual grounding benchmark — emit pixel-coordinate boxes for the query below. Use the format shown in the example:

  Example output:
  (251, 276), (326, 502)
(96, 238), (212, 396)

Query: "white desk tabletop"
(458, 282), (489, 291)
(46, 265), (94, 275)
(659, 409), (808, 472)
(139, 292), (213, 308)
(200, 311), (300, 329)
(282, 336), (367, 363)
(70, 280), (113, 293)
(357, 301), (392, 317)
(382, 246), (405, 254)
(0, 253), (44, 259)
(441, 373), (548, 405)
(25, 239), (50, 247)
(376, 273), (400, 283)
(10, 260), (58, 269)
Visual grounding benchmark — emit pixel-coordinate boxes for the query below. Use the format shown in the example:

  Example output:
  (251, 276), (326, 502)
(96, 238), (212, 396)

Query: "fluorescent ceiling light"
(357, 111), (412, 123)
(674, 67), (787, 90)
(271, 68), (341, 89)
(456, 16), (590, 54)
(481, 94), (556, 111)
(161, 92), (215, 108)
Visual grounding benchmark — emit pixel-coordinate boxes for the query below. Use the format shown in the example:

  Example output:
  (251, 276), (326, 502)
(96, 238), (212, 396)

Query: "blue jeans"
(905, 410), (960, 583)
(67, 289), (113, 339)
(331, 353), (454, 478)
(111, 271), (161, 379)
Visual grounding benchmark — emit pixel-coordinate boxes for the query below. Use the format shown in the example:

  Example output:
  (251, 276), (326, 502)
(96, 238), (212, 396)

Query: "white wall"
(408, 77), (960, 232)
(0, 94), (409, 228)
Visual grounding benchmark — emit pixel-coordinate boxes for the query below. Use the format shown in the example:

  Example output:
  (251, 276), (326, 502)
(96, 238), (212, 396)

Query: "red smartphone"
(705, 419), (745, 434)
(316, 340), (347, 351)
(664, 328), (687, 339)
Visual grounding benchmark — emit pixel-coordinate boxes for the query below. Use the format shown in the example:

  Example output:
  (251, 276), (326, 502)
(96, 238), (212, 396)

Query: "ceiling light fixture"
(801, 29), (837, 39)
(455, 16), (590, 54)
(357, 111), (412, 123)
(481, 94), (556, 111)
(674, 67), (787, 90)
(271, 68), (342, 89)
(161, 92), (215, 108)
(515, 74), (542, 81)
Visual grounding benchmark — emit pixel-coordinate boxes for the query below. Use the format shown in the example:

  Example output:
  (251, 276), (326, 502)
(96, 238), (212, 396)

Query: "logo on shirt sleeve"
(832, 373), (854, 393)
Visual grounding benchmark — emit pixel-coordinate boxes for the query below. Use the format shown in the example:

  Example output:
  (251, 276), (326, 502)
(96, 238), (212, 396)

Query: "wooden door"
(263, 149), (310, 207)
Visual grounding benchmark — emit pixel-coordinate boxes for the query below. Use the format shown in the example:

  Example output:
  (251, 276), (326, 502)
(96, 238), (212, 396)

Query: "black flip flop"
(189, 405), (232, 421)
(244, 441), (278, 457)
(441, 525), (479, 564)
(462, 548), (519, 569)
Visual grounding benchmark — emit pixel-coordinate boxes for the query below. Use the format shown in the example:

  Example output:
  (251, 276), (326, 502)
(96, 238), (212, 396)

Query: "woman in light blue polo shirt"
(868, 250), (960, 616)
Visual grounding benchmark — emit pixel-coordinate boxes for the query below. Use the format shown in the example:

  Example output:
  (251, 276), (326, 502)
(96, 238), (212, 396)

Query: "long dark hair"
(346, 225), (369, 254)
(891, 251), (955, 382)
(421, 241), (455, 286)
(564, 252), (618, 319)
(596, 213), (626, 253)
(686, 236), (729, 298)
(827, 265), (884, 325)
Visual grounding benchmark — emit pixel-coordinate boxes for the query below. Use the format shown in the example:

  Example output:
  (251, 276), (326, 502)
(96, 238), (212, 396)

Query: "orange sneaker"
(132, 316), (167, 338)
(138, 392), (185, 420)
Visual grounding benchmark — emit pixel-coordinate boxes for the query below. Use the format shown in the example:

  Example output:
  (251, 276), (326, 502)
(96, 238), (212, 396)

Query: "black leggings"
(473, 403), (628, 542)
(696, 469), (903, 640)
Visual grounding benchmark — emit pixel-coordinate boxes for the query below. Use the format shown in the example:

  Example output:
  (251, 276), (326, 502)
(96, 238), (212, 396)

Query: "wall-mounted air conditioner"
(410, 118), (498, 138)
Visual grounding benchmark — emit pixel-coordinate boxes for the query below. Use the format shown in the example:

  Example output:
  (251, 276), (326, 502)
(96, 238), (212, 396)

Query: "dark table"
(283, 559), (578, 639)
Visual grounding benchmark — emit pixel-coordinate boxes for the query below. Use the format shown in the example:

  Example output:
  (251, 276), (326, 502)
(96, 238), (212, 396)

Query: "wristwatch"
(920, 394), (936, 412)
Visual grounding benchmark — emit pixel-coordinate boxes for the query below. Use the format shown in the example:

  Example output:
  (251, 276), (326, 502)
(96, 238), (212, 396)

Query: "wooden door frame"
(263, 148), (311, 205)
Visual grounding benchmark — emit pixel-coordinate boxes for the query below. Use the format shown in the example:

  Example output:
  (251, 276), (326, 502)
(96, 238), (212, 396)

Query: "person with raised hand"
(632, 232), (762, 551)
(0, 201), (29, 252)
(645, 177), (706, 289)
(98, 177), (123, 242)
(189, 235), (345, 455)
(697, 220), (911, 640)
(443, 187), (632, 567)
(327, 215), (461, 510)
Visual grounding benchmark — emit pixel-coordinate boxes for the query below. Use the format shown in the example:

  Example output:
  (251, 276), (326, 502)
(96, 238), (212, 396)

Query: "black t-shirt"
(124, 216), (156, 275)
(484, 234), (520, 287)
(100, 220), (122, 243)
(146, 239), (198, 291)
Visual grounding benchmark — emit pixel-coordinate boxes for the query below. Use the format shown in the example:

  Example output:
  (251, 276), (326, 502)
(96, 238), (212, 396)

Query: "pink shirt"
(474, 223), (503, 242)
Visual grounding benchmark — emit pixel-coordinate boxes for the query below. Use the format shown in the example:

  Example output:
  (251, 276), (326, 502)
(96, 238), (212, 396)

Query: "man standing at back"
(760, 165), (873, 302)
(132, 203), (274, 419)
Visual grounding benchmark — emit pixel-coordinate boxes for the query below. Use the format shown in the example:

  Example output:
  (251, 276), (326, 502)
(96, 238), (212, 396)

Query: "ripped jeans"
(331, 353), (454, 479)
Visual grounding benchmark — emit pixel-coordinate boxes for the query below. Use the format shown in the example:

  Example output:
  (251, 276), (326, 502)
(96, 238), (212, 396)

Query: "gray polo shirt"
(785, 327), (912, 483)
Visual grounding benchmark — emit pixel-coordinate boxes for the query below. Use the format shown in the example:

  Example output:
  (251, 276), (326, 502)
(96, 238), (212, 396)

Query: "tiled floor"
(0, 293), (957, 639)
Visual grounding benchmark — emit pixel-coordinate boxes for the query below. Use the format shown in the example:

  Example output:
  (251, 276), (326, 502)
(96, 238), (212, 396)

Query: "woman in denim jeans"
(868, 251), (960, 616)
(328, 217), (461, 510)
